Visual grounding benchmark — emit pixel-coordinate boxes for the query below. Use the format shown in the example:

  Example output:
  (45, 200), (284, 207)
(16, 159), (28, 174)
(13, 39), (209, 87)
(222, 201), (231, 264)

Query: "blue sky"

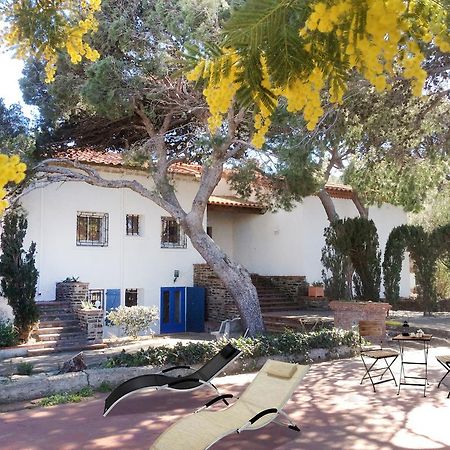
(0, 49), (38, 119)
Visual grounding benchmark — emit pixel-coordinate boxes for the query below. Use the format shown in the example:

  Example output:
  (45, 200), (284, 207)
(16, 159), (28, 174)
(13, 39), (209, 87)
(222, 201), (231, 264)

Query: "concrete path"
(1, 348), (450, 450)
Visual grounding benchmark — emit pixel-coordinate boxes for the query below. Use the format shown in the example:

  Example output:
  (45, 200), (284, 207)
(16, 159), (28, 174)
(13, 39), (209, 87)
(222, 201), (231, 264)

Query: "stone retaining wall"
(267, 276), (309, 300)
(76, 310), (103, 344)
(193, 264), (239, 321)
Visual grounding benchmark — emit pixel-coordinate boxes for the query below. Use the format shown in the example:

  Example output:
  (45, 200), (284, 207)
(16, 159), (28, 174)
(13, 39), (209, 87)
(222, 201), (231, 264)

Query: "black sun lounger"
(103, 343), (241, 416)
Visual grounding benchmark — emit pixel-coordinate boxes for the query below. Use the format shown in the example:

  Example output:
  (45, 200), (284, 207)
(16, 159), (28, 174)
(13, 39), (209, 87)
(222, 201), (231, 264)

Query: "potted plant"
(308, 281), (325, 298)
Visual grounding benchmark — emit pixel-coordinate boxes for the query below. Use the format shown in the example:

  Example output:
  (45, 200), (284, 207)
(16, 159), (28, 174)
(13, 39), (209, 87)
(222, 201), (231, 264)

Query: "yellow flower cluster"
(302, 0), (450, 104)
(0, 155), (27, 214)
(190, 0), (449, 148)
(2, 0), (101, 83)
(187, 50), (242, 133)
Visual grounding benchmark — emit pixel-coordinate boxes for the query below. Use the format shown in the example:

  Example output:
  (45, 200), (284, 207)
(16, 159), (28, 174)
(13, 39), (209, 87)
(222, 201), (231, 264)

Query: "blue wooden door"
(105, 289), (121, 325)
(186, 287), (205, 332)
(160, 287), (186, 333)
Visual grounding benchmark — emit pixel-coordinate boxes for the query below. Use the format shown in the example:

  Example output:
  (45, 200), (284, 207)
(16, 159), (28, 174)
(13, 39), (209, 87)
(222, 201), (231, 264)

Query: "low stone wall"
(330, 301), (391, 338)
(193, 264), (238, 321)
(76, 310), (103, 344)
(267, 276), (309, 300)
(297, 296), (330, 310)
(56, 282), (89, 310)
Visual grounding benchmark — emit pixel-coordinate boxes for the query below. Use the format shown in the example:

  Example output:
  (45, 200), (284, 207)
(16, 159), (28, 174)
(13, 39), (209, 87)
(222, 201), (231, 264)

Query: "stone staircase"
(251, 274), (332, 333)
(30, 301), (106, 356)
(251, 275), (302, 313)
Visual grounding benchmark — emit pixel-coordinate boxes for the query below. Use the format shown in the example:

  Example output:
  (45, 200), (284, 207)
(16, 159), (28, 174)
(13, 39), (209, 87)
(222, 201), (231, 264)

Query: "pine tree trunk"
(183, 218), (265, 336)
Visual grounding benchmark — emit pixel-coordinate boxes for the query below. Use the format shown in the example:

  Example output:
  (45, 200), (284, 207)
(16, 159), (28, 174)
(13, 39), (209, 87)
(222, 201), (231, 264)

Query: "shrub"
(104, 329), (360, 368)
(16, 361), (33, 375)
(96, 381), (113, 393)
(107, 305), (158, 338)
(0, 318), (19, 347)
(0, 210), (39, 341)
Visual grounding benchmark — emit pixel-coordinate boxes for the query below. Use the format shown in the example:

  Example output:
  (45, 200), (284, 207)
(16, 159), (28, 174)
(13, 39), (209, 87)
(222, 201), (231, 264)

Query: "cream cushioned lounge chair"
(150, 359), (310, 450)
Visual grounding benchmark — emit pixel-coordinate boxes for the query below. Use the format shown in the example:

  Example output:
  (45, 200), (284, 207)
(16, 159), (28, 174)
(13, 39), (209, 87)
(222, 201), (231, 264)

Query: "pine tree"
(0, 210), (39, 340)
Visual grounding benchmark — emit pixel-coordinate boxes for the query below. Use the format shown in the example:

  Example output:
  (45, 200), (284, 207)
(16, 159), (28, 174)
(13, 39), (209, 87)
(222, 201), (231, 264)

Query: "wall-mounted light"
(173, 270), (180, 283)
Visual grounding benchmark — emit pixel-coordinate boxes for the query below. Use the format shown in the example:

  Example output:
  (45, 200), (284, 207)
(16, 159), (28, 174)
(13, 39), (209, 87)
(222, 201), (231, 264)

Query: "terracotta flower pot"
(308, 286), (324, 298)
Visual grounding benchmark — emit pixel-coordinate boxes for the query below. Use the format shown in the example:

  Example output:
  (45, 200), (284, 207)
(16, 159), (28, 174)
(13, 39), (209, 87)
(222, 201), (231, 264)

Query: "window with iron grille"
(126, 214), (140, 236)
(161, 217), (187, 248)
(88, 289), (104, 309)
(125, 289), (138, 307)
(77, 212), (108, 246)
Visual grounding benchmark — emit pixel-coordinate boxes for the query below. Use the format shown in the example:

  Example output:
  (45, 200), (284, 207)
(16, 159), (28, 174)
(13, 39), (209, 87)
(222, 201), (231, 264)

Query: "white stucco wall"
(0, 297), (13, 321)
(230, 196), (410, 298)
(206, 209), (236, 258)
(16, 163), (411, 329)
(19, 169), (205, 323)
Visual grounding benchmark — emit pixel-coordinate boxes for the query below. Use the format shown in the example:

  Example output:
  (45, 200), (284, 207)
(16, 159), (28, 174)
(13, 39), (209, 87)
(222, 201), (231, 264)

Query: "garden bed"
(0, 329), (359, 404)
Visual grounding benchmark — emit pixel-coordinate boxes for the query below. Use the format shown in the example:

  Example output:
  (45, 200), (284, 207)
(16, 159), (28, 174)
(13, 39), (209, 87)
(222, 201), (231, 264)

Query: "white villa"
(0, 149), (411, 335)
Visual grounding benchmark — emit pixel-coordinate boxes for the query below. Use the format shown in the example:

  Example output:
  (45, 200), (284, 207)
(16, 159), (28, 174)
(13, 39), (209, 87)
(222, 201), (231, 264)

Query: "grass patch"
(104, 329), (360, 369)
(38, 387), (94, 407)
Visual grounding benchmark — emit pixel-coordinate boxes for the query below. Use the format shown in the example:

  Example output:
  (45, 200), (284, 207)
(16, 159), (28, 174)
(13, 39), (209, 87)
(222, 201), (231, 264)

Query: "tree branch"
(33, 159), (186, 219)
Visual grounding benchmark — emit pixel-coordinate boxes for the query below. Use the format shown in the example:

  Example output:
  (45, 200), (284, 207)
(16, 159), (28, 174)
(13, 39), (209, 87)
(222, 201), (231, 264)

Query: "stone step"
(259, 300), (297, 306)
(37, 326), (81, 335)
(27, 342), (107, 356)
(38, 313), (78, 321)
(36, 304), (73, 312)
(38, 332), (87, 342)
(39, 320), (80, 328)
(36, 301), (71, 307)
(260, 305), (301, 312)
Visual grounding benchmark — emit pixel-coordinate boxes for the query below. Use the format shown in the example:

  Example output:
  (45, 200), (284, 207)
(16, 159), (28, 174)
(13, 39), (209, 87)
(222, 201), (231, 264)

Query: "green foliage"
(330, 218), (381, 300)
(344, 152), (448, 213)
(0, 210), (39, 340)
(103, 329), (360, 368)
(321, 224), (349, 300)
(38, 387), (94, 407)
(20, 0), (235, 152)
(383, 223), (450, 312)
(0, 319), (19, 348)
(16, 362), (33, 376)
(0, 99), (34, 160)
(96, 381), (113, 393)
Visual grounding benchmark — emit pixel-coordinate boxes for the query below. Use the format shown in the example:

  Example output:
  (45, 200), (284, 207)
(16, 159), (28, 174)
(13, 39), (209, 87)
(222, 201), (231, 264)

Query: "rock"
(59, 352), (87, 373)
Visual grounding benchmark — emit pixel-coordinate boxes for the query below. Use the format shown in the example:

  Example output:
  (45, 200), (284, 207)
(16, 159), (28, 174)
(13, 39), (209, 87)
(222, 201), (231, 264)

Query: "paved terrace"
(1, 347), (449, 450)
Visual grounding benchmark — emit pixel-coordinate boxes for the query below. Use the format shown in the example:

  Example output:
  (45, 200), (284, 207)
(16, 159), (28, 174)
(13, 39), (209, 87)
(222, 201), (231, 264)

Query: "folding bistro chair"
(103, 343), (241, 416)
(150, 359), (310, 450)
(436, 355), (450, 398)
(359, 320), (399, 392)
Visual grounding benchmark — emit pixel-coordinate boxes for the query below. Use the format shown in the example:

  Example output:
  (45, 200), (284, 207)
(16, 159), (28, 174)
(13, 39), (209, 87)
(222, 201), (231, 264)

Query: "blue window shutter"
(105, 289), (121, 325)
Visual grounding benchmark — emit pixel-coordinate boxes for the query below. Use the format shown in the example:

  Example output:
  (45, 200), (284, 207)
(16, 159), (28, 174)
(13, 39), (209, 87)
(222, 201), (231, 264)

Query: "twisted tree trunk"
(183, 217), (264, 335)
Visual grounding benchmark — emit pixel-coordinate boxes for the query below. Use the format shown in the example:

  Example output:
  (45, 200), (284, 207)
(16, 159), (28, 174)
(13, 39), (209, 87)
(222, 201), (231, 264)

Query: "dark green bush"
(0, 319), (19, 347)
(16, 361), (33, 375)
(104, 329), (360, 368)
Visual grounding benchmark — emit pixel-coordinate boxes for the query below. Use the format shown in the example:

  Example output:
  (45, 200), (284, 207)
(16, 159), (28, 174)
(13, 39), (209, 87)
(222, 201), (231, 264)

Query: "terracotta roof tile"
(208, 195), (264, 211)
(58, 149), (353, 200)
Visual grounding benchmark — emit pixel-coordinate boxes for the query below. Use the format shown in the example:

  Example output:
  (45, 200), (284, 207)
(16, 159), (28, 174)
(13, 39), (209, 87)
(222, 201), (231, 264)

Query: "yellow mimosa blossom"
(0, 155), (27, 215)
(1, 0), (102, 83)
